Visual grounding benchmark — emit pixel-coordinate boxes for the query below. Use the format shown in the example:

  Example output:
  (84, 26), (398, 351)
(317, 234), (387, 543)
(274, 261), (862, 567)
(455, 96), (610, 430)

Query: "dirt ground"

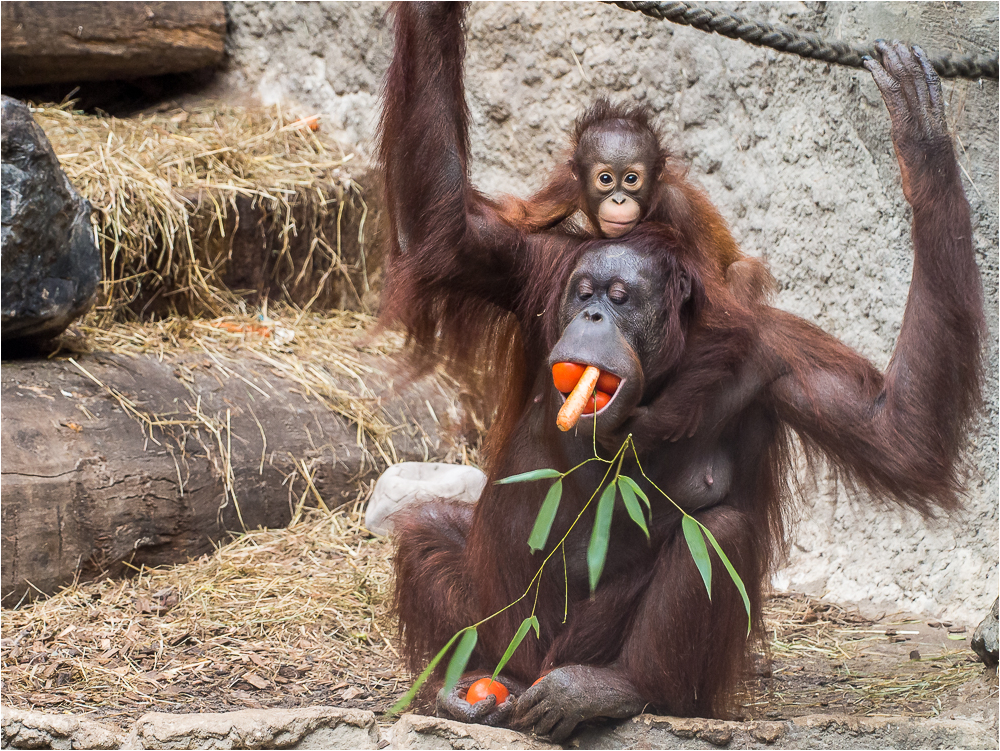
(2, 504), (995, 734)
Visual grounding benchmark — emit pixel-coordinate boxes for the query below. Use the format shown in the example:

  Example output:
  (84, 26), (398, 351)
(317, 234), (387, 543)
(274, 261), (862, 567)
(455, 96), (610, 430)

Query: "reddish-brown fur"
(377, 4), (984, 726)
(495, 98), (774, 305)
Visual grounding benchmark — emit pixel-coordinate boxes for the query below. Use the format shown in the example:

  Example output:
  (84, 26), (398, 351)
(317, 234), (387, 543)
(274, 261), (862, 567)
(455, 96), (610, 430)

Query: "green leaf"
(491, 616), (539, 681)
(618, 478), (649, 540)
(587, 483), (617, 593)
(618, 475), (650, 511)
(390, 631), (462, 714)
(495, 468), (562, 485)
(682, 515), (712, 601)
(442, 628), (478, 698)
(530, 614), (540, 639)
(699, 523), (752, 635)
(528, 480), (562, 553)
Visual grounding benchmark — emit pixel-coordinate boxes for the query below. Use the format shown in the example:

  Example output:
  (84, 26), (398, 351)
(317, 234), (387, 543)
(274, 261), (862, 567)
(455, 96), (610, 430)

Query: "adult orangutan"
(377, 3), (983, 741)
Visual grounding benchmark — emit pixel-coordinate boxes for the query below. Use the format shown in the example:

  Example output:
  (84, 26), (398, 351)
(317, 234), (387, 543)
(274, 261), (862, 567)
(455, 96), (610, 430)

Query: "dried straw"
(1, 504), (403, 722)
(32, 102), (374, 322)
(758, 593), (987, 718)
(55, 307), (467, 477)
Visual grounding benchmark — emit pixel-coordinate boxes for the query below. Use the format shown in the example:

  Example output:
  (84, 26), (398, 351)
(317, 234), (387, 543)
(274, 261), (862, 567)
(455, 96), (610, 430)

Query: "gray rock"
(1, 96), (100, 348)
(972, 597), (999, 668)
(125, 707), (379, 749)
(1, 707), (123, 750)
(570, 712), (997, 750)
(388, 714), (558, 750)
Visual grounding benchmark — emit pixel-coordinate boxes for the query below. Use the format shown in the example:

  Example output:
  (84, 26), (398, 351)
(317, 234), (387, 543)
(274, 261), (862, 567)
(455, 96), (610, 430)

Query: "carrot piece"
(557, 365), (601, 432)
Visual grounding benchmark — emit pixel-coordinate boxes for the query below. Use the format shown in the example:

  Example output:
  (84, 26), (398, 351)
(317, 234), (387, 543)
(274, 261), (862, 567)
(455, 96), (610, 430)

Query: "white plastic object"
(365, 462), (487, 536)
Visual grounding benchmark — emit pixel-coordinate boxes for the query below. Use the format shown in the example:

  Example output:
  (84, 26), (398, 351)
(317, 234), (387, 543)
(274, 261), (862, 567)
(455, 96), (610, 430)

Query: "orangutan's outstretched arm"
(769, 43), (983, 513)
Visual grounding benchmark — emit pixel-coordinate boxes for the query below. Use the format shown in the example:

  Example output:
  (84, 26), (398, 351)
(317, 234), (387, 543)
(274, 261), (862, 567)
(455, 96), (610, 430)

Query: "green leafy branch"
(391, 426), (751, 714)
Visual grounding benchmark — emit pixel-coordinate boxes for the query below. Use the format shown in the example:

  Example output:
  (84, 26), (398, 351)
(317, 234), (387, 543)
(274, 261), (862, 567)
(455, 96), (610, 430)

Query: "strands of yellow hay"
(760, 594), (985, 717)
(53, 308), (476, 494)
(1, 504), (402, 721)
(32, 102), (368, 321)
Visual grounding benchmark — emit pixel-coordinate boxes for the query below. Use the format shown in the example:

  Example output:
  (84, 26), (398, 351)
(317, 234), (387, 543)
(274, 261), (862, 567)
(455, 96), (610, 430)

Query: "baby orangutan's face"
(576, 126), (658, 238)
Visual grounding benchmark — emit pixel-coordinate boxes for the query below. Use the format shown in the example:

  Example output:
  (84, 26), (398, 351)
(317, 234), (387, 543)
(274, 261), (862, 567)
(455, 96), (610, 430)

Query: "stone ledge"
(3, 707), (996, 750)
(124, 707), (379, 750)
(1, 708), (123, 750)
(569, 712), (998, 750)
(388, 714), (559, 750)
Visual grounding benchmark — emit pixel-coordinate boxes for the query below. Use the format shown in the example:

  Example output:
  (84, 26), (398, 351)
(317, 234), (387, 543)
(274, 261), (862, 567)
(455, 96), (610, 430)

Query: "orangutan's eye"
(578, 278), (594, 300)
(623, 173), (639, 186)
(609, 282), (629, 305)
(598, 172), (614, 187)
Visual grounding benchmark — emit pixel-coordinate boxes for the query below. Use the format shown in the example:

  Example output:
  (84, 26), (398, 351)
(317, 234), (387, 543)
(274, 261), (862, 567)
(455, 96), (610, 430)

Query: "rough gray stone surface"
(216, 2), (998, 624)
(572, 712), (999, 750)
(0, 96), (100, 347)
(972, 597), (999, 668)
(3, 708), (997, 750)
(1, 708), (123, 750)
(388, 714), (559, 750)
(124, 707), (379, 749)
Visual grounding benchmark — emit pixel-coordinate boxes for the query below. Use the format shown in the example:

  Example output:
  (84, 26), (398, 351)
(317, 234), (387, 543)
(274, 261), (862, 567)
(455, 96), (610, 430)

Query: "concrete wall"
(219, 2), (999, 625)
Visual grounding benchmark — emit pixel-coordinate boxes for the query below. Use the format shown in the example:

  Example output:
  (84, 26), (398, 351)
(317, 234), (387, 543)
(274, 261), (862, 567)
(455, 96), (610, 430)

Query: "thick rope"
(610, 1), (999, 81)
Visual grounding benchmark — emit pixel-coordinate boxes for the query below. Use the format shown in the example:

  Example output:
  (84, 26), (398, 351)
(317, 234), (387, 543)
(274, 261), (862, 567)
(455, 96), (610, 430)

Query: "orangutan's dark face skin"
(575, 125), (659, 238)
(548, 245), (670, 434)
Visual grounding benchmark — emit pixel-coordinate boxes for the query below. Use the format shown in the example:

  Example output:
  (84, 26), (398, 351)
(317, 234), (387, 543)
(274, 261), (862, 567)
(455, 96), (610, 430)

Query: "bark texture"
(1, 2), (226, 86)
(1, 350), (471, 604)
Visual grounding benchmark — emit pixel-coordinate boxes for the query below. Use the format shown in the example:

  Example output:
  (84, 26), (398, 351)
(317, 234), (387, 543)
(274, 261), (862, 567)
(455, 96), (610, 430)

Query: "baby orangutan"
(496, 99), (773, 305)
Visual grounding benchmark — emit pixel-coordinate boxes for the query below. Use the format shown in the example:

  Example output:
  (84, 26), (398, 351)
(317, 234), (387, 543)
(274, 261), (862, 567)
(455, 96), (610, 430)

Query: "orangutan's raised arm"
(377, 1), (536, 312)
(768, 43), (984, 514)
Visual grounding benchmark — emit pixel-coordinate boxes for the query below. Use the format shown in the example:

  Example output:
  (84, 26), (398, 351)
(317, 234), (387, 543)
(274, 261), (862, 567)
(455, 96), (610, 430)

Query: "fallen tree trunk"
(1, 348), (473, 604)
(1, 2), (226, 86)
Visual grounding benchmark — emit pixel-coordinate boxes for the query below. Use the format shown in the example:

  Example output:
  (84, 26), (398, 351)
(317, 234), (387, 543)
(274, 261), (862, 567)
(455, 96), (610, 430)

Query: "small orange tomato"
(531, 670), (551, 687)
(596, 371), (621, 394)
(466, 677), (509, 705)
(587, 390), (611, 412)
(552, 362), (586, 394)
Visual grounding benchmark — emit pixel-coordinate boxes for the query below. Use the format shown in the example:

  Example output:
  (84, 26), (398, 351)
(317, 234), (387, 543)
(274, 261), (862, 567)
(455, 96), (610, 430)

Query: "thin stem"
(561, 455), (610, 478)
(628, 438), (690, 518)
(561, 544), (569, 624)
(613, 440), (626, 482)
(470, 439), (628, 632)
(531, 568), (542, 617)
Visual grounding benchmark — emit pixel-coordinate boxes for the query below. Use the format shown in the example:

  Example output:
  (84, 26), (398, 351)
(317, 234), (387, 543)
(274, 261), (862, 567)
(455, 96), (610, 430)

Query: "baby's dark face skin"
(575, 125), (659, 238)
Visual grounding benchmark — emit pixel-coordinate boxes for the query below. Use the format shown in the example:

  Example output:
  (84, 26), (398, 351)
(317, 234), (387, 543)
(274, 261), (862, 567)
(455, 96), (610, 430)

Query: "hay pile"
(33, 102), (377, 322)
(0, 505), (404, 722)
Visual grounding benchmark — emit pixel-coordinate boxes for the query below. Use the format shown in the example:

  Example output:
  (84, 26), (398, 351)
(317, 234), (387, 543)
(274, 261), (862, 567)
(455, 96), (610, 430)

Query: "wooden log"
(0, 349), (473, 605)
(1, 2), (226, 86)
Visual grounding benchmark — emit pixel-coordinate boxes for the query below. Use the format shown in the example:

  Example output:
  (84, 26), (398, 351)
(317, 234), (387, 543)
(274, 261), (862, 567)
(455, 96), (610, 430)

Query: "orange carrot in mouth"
(557, 365), (601, 432)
